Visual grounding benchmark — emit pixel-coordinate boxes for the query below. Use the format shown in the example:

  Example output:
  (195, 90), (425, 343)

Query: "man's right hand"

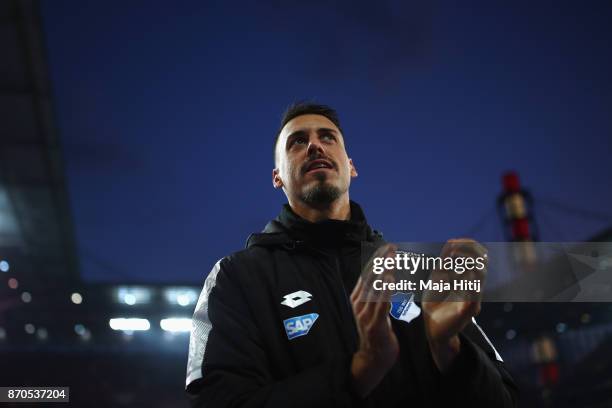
(349, 244), (399, 398)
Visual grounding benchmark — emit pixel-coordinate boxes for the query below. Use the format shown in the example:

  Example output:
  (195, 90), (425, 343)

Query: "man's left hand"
(421, 238), (488, 373)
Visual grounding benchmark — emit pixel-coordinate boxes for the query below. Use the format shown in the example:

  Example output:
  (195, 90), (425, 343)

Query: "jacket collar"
(246, 200), (382, 248)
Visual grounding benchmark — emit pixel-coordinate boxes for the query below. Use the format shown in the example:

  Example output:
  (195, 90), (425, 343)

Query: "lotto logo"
(280, 290), (312, 308)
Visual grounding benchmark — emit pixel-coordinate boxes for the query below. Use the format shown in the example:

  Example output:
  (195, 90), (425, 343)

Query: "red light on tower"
(502, 172), (521, 193)
(512, 218), (530, 240)
(497, 171), (539, 242)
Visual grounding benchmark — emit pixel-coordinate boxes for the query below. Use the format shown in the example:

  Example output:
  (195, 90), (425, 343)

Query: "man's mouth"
(304, 159), (334, 174)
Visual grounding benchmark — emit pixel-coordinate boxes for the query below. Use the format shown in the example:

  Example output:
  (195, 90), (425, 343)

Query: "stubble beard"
(299, 172), (344, 207)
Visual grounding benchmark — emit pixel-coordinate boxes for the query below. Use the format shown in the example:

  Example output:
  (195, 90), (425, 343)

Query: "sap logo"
(280, 290), (312, 309)
(283, 313), (319, 340)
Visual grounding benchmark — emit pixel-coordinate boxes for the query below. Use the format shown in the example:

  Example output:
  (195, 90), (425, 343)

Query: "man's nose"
(306, 138), (325, 157)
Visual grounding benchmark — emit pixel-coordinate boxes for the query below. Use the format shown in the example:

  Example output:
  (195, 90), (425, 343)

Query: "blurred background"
(1, 0), (611, 406)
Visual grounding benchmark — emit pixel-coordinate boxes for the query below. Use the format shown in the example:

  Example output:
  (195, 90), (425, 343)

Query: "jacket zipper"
(305, 244), (359, 354)
(333, 249), (359, 353)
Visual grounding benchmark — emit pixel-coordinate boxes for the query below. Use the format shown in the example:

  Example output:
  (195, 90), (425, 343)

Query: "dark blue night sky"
(39, 1), (612, 283)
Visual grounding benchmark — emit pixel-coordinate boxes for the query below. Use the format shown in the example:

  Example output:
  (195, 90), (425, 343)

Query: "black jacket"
(186, 201), (518, 407)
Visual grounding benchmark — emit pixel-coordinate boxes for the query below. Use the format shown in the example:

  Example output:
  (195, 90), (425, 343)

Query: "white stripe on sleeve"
(186, 259), (223, 388)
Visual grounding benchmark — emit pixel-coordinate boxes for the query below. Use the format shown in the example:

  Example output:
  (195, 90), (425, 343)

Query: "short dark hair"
(274, 101), (343, 164)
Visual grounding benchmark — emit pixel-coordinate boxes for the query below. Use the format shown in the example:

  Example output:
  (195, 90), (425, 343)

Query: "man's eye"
(321, 134), (335, 141)
(294, 137), (307, 145)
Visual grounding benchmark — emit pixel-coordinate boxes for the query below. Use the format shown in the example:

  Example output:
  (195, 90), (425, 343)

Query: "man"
(185, 102), (518, 407)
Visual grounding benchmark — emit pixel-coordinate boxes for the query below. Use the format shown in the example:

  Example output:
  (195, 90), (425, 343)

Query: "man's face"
(273, 114), (357, 206)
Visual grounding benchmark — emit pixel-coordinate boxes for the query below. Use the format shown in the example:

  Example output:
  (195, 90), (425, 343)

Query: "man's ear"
(349, 158), (358, 178)
(272, 168), (283, 189)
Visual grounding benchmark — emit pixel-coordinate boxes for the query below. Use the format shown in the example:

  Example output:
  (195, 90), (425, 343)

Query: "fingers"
(361, 274), (393, 321)
(373, 294), (391, 322)
(362, 243), (397, 284)
(442, 238), (487, 260)
(356, 299), (392, 344)
(350, 277), (363, 303)
(460, 300), (481, 318)
(355, 243), (397, 303)
(353, 243), (398, 337)
(353, 276), (393, 333)
(351, 278), (368, 316)
(437, 238), (488, 302)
